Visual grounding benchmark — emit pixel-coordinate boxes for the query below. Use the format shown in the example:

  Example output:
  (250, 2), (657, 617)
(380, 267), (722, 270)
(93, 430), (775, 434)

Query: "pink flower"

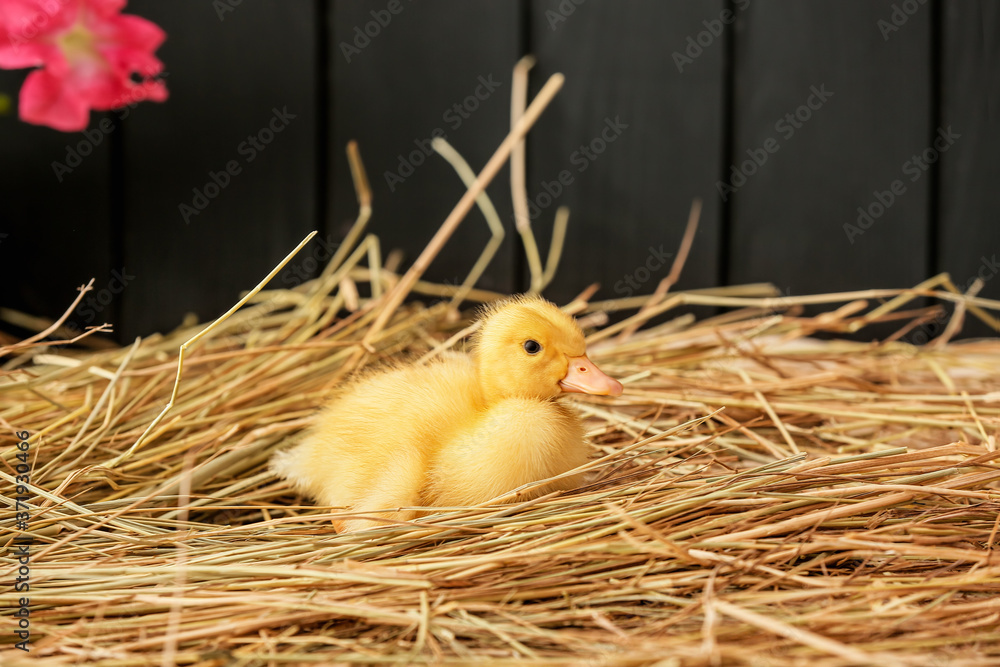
(0, 0), (167, 132)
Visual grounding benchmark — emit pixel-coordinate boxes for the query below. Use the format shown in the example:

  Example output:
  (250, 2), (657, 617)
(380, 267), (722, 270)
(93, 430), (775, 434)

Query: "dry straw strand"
(112, 230), (318, 466)
(4, 86), (1000, 667)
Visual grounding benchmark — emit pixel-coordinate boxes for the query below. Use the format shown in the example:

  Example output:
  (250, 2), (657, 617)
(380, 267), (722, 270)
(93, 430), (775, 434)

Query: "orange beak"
(559, 355), (623, 397)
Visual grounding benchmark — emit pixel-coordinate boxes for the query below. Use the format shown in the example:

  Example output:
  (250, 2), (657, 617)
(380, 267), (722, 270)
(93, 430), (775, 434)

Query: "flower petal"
(84, 0), (129, 18)
(19, 67), (91, 132)
(104, 14), (167, 52)
(0, 0), (74, 67)
(0, 39), (53, 68)
(5, 0), (169, 131)
(0, 0), (71, 32)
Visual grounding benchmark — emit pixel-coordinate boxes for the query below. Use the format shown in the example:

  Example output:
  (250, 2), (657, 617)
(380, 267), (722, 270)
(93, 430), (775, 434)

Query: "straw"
(3, 259), (1000, 665)
(3, 74), (1000, 667)
(362, 72), (566, 346)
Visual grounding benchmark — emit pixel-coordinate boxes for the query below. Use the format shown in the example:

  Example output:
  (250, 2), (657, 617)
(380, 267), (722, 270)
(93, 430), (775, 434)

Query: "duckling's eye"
(523, 339), (542, 355)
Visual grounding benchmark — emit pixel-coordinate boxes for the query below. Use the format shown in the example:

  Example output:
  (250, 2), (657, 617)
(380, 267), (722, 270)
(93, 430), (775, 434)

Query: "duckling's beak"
(559, 355), (623, 397)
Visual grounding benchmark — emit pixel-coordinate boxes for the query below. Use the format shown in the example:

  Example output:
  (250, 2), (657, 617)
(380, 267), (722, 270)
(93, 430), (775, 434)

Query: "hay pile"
(2, 259), (1000, 666)
(4, 66), (1000, 666)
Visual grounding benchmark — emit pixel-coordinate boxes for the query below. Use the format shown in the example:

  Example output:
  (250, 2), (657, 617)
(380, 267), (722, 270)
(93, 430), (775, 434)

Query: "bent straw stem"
(113, 231), (318, 466)
(619, 198), (701, 341)
(321, 141), (372, 283)
(539, 206), (569, 291)
(0, 278), (97, 357)
(509, 55), (546, 293)
(430, 137), (505, 310)
(362, 73), (565, 347)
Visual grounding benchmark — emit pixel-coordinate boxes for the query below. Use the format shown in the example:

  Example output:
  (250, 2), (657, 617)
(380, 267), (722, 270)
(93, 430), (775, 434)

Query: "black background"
(1, 0), (998, 342)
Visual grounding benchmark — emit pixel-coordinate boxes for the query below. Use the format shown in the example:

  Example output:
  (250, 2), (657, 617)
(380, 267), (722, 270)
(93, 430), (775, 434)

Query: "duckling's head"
(473, 295), (623, 402)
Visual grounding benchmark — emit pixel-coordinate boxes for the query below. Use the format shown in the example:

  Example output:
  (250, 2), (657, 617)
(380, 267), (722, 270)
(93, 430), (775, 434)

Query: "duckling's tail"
(269, 445), (305, 490)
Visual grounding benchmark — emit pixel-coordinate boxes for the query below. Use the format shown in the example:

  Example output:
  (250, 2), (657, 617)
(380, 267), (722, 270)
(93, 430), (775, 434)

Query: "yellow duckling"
(271, 295), (622, 532)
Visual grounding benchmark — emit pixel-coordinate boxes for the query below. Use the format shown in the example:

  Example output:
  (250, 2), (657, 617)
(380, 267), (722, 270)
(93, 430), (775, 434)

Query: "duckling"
(271, 294), (622, 532)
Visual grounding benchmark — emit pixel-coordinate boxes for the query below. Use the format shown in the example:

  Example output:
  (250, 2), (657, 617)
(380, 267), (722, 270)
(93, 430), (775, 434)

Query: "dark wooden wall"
(2, 0), (998, 343)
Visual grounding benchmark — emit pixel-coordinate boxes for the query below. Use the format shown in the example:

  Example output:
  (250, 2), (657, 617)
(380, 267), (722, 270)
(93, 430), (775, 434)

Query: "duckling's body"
(272, 295), (621, 532)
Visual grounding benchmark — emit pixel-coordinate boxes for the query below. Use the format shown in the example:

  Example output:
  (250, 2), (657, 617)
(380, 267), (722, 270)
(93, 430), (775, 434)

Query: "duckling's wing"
(271, 357), (480, 532)
(426, 397), (588, 507)
(272, 428), (427, 531)
(329, 445), (428, 532)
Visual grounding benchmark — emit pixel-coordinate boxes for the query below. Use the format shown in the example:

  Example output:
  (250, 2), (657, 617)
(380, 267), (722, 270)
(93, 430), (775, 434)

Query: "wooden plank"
(330, 0), (520, 297)
(119, 1), (317, 339)
(0, 69), (113, 339)
(528, 0), (726, 306)
(938, 1), (1000, 338)
(728, 0), (932, 305)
